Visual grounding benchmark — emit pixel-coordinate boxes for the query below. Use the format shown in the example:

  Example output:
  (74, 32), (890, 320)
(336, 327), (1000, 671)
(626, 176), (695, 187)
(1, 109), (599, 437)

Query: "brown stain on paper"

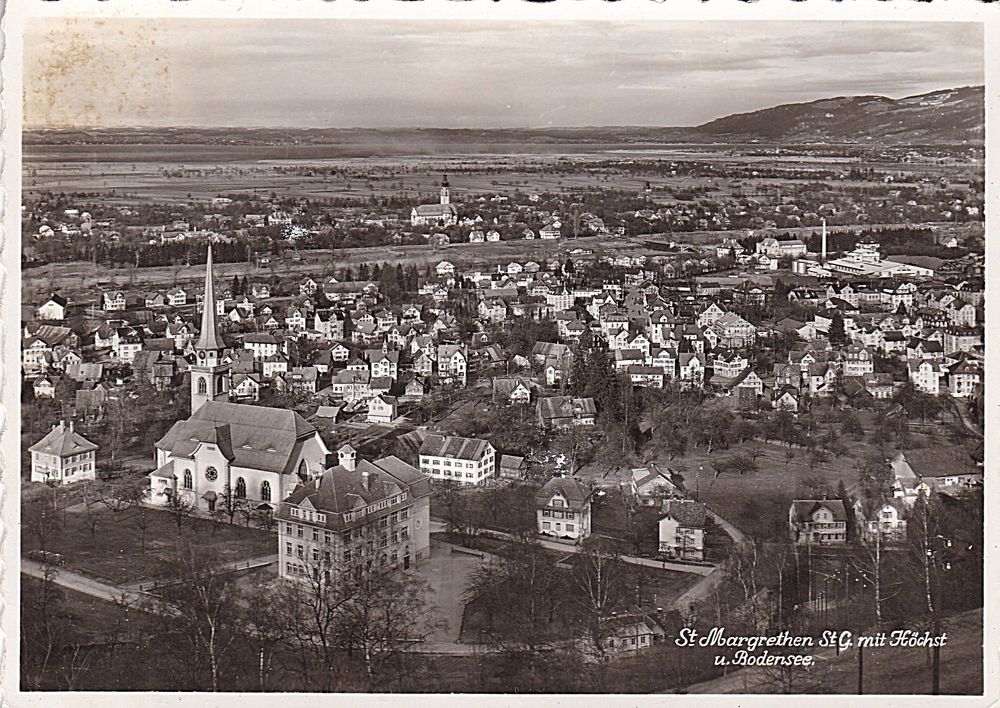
(27, 18), (161, 128)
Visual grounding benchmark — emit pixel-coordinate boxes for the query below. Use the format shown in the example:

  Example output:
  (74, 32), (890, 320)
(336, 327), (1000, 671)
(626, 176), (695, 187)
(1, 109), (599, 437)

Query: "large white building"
(276, 444), (432, 582)
(418, 434), (496, 485)
(29, 421), (98, 486)
(148, 248), (330, 512)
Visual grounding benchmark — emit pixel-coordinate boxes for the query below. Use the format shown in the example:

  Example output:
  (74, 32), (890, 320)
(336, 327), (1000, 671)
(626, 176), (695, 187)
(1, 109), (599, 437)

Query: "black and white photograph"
(4, 5), (996, 702)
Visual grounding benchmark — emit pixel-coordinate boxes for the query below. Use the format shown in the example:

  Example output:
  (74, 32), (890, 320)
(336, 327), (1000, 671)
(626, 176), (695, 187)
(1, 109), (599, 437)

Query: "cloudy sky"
(25, 19), (983, 129)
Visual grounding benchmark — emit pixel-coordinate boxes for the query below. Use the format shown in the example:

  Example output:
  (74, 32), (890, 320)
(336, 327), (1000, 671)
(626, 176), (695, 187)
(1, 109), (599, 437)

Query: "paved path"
(22, 560), (146, 605)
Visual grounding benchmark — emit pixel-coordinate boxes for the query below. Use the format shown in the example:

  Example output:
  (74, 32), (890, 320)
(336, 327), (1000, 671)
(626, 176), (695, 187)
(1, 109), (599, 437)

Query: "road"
(430, 520), (714, 576)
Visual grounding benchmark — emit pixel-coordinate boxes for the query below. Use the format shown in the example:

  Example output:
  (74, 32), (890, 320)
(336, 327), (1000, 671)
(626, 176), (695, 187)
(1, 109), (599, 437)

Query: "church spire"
(196, 245), (225, 351)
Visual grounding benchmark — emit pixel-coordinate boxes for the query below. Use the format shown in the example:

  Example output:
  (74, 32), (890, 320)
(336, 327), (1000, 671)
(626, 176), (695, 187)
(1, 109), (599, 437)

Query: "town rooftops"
(29, 421), (98, 457)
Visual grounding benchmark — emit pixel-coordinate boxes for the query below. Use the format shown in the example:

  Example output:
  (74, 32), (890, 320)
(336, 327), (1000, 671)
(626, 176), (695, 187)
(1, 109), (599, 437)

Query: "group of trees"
(23, 543), (439, 692)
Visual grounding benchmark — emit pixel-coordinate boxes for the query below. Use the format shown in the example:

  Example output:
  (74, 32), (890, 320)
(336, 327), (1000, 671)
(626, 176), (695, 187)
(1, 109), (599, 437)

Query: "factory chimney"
(821, 218), (828, 263)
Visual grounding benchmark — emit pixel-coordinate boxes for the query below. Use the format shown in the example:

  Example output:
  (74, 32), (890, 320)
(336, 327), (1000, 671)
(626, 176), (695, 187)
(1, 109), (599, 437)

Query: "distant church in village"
(148, 247), (330, 512)
(410, 174), (458, 227)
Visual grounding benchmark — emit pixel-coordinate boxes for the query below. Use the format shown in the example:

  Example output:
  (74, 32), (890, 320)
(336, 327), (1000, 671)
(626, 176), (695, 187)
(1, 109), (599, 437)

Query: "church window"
(197, 377), (208, 395)
(217, 376), (225, 394)
(299, 459), (308, 477)
(205, 466), (218, 482)
(235, 477), (246, 498)
(261, 481), (271, 502)
(183, 470), (193, 490)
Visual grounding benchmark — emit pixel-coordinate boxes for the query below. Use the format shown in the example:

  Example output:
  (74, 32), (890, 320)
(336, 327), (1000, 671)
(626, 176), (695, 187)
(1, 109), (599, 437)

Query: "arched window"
(183, 469), (193, 490)
(216, 376), (225, 394)
(197, 377), (208, 395)
(260, 480), (271, 502)
(235, 477), (246, 498)
(298, 459), (309, 478)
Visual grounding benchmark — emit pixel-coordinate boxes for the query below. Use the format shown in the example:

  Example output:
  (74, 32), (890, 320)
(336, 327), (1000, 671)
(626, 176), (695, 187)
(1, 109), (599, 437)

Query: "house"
(855, 498), (907, 543)
(418, 434), (496, 485)
(36, 294), (68, 321)
(598, 616), (666, 657)
(788, 500), (848, 545)
(437, 344), (468, 386)
(890, 447), (982, 491)
(101, 291), (127, 311)
(536, 475), (592, 541)
(539, 222), (561, 240)
(499, 454), (527, 480)
(367, 394), (398, 425)
(167, 287), (188, 307)
(230, 373), (264, 402)
(536, 396), (597, 428)
(492, 376), (533, 405)
(630, 467), (679, 507)
(29, 421), (99, 486)
(33, 376), (59, 399)
(657, 500), (707, 561)
(276, 445), (432, 581)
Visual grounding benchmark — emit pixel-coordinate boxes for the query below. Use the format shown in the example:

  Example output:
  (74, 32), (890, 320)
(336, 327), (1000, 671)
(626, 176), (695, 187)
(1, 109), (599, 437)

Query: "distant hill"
(24, 86), (983, 148)
(698, 86), (983, 145)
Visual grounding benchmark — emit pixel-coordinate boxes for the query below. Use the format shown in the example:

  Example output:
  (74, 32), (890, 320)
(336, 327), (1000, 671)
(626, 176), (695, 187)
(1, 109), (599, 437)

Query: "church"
(148, 247), (330, 513)
(410, 175), (458, 227)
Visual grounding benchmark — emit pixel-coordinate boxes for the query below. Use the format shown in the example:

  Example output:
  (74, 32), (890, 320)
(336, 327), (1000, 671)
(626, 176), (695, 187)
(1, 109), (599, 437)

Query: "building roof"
(790, 499), (848, 523)
(419, 433), (491, 460)
(661, 499), (707, 528)
(899, 446), (980, 479)
(29, 422), (98, 457)
(155, 401), (318, 475)
(537, 396), (597, 421)
(536, 476), (592, 511)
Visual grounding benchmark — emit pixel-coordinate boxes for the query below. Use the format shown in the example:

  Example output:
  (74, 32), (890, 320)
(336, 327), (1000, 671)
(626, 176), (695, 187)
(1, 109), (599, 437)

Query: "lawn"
(22, 495), (276, 585)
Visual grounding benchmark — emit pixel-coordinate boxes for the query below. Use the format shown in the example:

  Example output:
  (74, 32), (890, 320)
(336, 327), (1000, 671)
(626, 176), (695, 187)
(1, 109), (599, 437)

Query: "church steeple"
(191, 245), (230, 414)
(196, 245), (225, 351)
(440, 174), (450, 206)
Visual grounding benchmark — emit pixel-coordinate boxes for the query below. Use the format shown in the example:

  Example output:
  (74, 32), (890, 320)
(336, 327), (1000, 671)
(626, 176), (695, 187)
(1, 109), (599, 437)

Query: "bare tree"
(164, 489), (196, 534)
(570, 536), (629, 660)
(156, 546), (239, 691)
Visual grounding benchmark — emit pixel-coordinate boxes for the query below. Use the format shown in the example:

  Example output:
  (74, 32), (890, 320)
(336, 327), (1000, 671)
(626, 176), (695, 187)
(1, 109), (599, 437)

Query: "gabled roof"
(661, 499), (706, 528)
(419, 434), (491, 460)
(536, 476), (592, 511)
(790, 499), (847, 523)
(29, 422), (98, 457)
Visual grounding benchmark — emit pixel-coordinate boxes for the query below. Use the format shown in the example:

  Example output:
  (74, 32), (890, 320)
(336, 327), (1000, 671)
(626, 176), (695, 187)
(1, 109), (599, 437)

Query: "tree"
(338, 564), (442, 688)
(713, 453), (759, 479)
(829, 313), (847, 346)
(571, 537), (630, 660)
(464, 538), (563, 652)
(238, 581), (296, 691)
(164, 488), (196, 533)
(154, 545), (240, 691)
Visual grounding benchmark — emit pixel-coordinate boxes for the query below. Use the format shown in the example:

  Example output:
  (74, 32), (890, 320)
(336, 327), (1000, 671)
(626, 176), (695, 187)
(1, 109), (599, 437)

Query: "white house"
(418, 434), (496, 485)
(29, 421), (99, 486)
(535, 476), (592, 541)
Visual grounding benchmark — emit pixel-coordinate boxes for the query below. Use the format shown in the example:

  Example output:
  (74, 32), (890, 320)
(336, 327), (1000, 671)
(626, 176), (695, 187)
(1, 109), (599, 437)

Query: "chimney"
(69, 421), (74, 433)
(821, 218), (827, 263)
(361, 469), (370, 491)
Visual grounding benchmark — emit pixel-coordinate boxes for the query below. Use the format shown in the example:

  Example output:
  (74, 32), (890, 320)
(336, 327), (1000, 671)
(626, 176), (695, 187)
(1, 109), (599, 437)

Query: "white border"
(2, 2), (997, 707)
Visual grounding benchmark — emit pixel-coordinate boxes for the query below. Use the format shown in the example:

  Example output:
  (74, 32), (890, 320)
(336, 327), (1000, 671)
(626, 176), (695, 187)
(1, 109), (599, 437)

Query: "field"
(22, 486), (275, 585)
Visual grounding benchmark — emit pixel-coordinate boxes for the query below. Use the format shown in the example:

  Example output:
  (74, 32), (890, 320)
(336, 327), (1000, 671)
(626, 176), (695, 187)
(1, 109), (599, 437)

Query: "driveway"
(416, 539), (487, 642)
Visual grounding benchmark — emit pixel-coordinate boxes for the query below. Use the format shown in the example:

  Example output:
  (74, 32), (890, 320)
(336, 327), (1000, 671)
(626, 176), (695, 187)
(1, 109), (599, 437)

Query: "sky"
(24, 19), (984, 129)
